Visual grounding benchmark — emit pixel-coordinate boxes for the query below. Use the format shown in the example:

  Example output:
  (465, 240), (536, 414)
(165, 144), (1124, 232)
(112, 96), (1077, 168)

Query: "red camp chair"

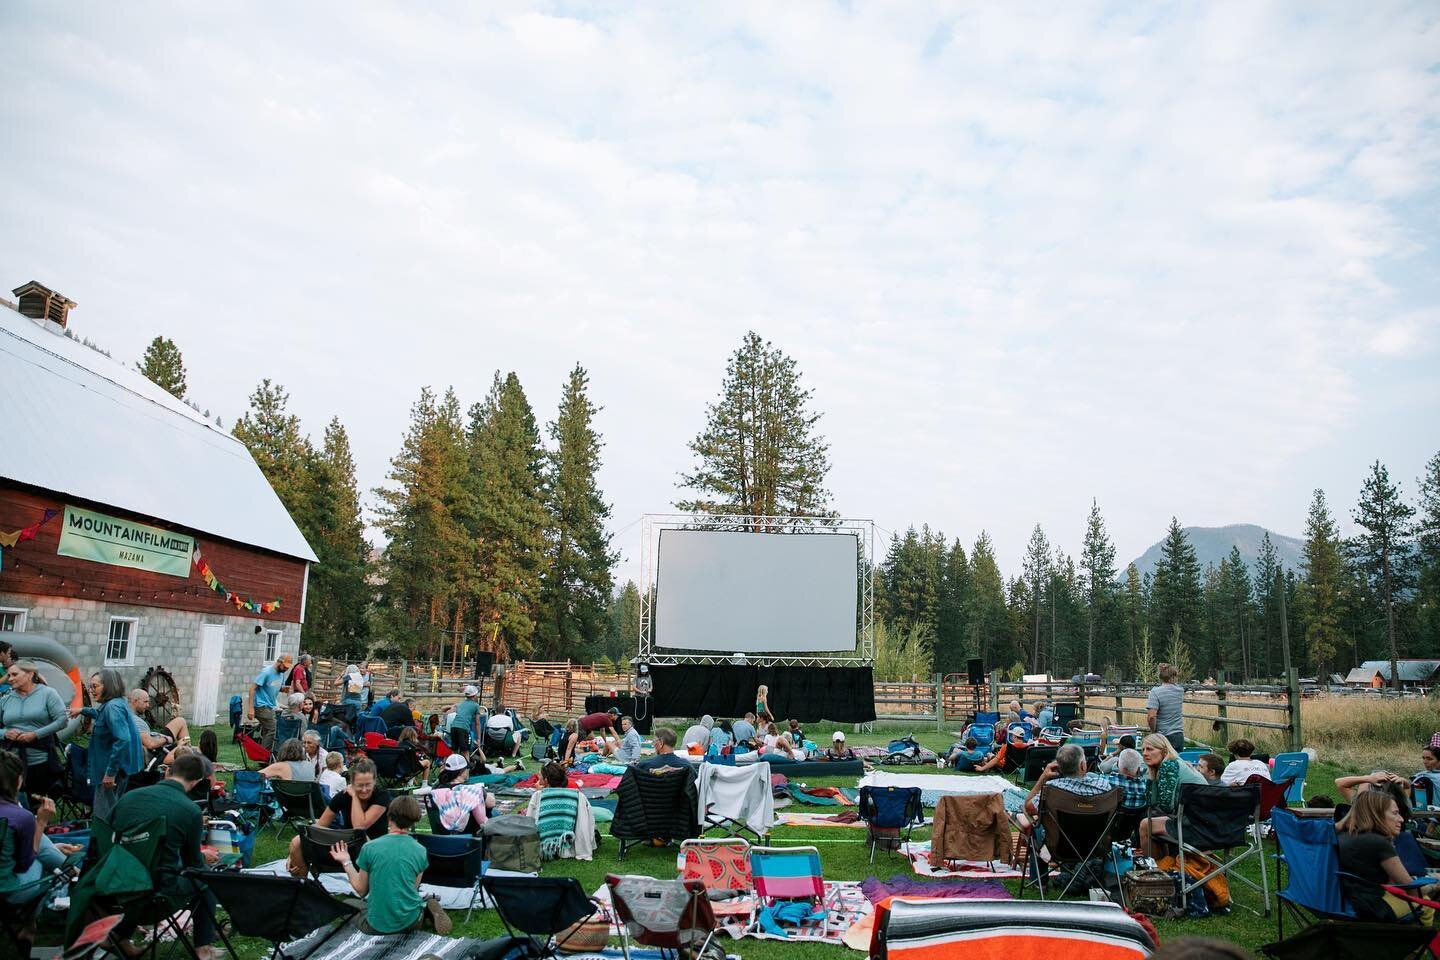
(604, 874), (719, 960)
(238, 732), (272, 770)
(1246, 773), (1295, 821)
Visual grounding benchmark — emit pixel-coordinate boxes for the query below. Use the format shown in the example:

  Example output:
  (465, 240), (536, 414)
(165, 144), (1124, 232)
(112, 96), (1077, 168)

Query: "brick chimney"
(13, 281), (77, 329)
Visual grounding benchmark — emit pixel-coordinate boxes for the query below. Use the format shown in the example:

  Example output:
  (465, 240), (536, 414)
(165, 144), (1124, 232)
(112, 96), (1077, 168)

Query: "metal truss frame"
(636, 513), (875, 668)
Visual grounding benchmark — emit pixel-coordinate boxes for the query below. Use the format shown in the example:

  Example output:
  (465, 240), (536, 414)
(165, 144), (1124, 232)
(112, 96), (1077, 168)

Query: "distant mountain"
(1127, 524), (1305, 580)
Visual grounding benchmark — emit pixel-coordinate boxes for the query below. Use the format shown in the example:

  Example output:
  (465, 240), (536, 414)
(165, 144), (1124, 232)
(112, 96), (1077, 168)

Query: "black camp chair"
(1021, 784), (1121, 901)
(480, 876), (603, 958)
(189, 870), (357, 960)
(611, 765), (699, 860)
(417, 834), (486, 921)
(297, 824), (363, 879)
(366, 746), (424, 788)
(1174, 782), (1270, 916)
(270, 780), (328, 838)
(1020, 746), (1059, 786)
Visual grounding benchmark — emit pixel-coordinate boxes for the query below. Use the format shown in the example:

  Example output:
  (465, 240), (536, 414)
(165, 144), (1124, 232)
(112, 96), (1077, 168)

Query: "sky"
(2, 2), (1438, 589)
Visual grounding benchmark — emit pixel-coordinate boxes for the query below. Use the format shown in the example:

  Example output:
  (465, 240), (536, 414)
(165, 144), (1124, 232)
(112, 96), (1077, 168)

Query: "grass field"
(45, 720), (1432, 959)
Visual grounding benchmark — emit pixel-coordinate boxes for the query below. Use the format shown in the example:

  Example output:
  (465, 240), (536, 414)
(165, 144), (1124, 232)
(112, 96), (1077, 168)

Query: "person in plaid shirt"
(1105, 748), (1150, 811)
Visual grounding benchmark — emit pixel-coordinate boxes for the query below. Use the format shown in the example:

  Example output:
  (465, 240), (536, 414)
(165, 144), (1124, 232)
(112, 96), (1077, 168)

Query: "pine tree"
(603, 581), (643, 663)
(137, 335), (188, 399)
(935, 538), (971, 675)
(967, 532), (1009, 674)
(303, 419), (372, 653)
(1349, 461), (1416, 690)
(1300, 489), (1344, 678)
(1416, 451), (1440, 642)
(232, 379), (313, 518)
(1254, 533), (1281, 678)
(1079, 499), (1117, 675)
(537, 365), (618, 659)
(1021, 524), (1051, 673)
(1134, 624), (1157, 685)
(1224, 545), (1254, 680)
(467, 373), (550, 656)
(676, 331), (832, 520)
(1167, 623), (1195, 682)
(1121, 563), (1146, 671)
(1151, 518), (1203, 660)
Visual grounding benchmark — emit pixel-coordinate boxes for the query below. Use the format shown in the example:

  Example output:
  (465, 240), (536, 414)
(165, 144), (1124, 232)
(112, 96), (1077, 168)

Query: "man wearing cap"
(614, 716), (642, 764)
(825, 731), (857, 761)
(450, 686), (482, 750)
(247, 653), (293, 753)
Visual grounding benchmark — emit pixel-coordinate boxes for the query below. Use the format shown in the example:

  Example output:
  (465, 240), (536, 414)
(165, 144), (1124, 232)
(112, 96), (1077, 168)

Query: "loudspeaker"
(474, 651), (495, 678)
(967, 658), (985, 686)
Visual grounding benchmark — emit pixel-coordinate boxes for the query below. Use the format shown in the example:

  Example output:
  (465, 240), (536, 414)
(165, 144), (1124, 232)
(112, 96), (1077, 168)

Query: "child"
(318, 751), (347, 800)
(331, 795), (451, 935)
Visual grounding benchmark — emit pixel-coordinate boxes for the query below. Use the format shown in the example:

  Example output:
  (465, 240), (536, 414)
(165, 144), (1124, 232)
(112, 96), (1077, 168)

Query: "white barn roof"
(0, 304), (317, 562)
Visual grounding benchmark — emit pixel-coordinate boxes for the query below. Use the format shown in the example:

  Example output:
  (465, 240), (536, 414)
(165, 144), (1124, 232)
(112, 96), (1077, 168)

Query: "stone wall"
(0, 589), (302, 726)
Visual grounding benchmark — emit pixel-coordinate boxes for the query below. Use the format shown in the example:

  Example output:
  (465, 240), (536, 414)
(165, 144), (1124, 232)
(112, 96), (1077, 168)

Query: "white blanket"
(697, 761), (775, 835)
(858, 771), (1013, 806)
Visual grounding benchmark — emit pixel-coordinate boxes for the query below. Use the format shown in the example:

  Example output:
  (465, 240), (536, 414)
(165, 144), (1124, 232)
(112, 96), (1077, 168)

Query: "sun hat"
(832, 731), (845, 741)
(442, 754), (469, 772)
(462, 684), (478, 697)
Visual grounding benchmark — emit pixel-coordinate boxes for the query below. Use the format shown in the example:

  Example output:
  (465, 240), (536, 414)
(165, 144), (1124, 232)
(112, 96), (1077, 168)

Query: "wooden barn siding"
(0, 483), (307, 623)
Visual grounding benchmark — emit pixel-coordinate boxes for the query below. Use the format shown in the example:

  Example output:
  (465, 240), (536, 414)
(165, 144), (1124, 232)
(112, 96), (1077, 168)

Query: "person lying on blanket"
(330, 795), (453, 935)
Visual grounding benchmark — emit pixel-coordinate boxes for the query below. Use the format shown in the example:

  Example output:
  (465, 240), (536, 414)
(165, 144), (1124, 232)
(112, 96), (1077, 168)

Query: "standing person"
(755, 685), (774, 724)
(72, 670), (143, 822)
(449, 685), (482, 750)
(329, 795), (451, 935)
(340, 663), (367, 712)
(286, 654), (312, 695)
(247, 653), (293, 753)
(1147, 662), (1186, 752)
(359, 662), (375, 710)
(0, 660), (69, 798)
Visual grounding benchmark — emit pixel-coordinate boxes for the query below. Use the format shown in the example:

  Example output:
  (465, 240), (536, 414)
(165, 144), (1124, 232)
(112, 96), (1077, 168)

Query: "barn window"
(106, 617), (138, 666)
(0, 607), (26, 632)
(265, 628), (282, 662)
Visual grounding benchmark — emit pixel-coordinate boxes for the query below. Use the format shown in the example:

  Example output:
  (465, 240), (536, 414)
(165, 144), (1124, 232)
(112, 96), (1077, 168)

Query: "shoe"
(513, 760), (525, 771)
(425, 897), (453, 935)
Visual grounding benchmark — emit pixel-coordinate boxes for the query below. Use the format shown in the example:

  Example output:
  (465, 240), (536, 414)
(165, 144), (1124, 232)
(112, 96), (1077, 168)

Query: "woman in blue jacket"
(70, 669), (144, 822)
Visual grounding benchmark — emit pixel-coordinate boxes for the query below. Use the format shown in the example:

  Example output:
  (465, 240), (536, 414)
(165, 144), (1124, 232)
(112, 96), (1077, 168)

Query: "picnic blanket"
(514, 772), (621, 791)
(786, 785), (859, 806)
(745, 880), (872, 945)
(249, 859), (532, 910)
(777, 811), (867, 828)
(859, 875), (1011, 903)
(858, 771), (1012, 807)
(279, 926), (505, 960)
(898, 842), (1023, 880)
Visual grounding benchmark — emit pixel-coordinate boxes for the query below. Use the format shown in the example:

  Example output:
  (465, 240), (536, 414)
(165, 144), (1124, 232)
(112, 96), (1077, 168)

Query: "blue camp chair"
(858, 786), (923, 863)
(274, 715), (303, 747)
(962, 711), (1001, 751)
(231, 769), (276, 832)
(356, 714), (387, 738)
(1179, 749), (1207, 764)
(1271, 752), (1309, 804)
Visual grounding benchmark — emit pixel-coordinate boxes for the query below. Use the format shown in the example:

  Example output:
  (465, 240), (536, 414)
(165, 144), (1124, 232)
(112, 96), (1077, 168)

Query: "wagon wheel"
(141, 665), (183, 730)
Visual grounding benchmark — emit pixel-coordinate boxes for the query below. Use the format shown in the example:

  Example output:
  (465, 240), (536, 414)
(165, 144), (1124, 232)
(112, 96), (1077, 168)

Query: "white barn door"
(192, 624), (226, 725)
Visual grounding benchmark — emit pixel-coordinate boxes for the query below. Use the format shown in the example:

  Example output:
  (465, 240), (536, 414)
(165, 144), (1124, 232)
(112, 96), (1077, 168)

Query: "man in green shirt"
(109, 753), (220, 957)
(331, 795), (451, 935)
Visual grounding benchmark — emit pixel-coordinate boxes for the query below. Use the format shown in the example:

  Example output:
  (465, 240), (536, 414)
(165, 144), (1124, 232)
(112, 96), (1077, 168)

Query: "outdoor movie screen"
(654, 529), (858, 653)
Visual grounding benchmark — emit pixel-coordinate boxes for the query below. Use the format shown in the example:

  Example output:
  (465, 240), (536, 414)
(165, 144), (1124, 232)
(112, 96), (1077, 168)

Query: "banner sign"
(56, 505), (194, 578)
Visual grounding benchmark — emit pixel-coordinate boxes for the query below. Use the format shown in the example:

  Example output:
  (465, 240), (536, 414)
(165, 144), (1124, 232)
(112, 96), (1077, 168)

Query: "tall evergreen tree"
(467, 373), (549, 656)
(233, 379), (313, 518)
(1121, 563), (1146, 673)
(603, 581), (643, 663)
(1349, 461), (1416, 690)
(1021, 524), (1051, 673)
(537, 365), (618, 659)
(1415, 451), (1440, 643)
(137, 335), (188, 399)
(1150, 518), (1203, 661)
(1300, 489), (1344, 678)
(1079, 500), (1117, 675)
(967, 532), (1009, 674)
(935, 538), (971, 675)
(676, 331), (831, 520)
(1224, 545), (1254, 680)
(304, 419), (372, 653)
(1253, 533), (1281, 678)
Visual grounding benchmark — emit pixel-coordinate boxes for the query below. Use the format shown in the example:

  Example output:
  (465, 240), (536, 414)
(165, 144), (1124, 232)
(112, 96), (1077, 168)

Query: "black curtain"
(648, 664), (875, 723)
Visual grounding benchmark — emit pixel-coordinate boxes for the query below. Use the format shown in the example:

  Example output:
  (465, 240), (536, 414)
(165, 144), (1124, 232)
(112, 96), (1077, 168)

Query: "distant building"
(1345, 659), (1440, 690)
(0, 283), (318, 724)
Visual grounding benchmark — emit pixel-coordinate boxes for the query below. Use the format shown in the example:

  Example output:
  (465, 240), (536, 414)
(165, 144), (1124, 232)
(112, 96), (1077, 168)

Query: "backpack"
(885, 735), (923, 764)
(483, 814), (541, 873)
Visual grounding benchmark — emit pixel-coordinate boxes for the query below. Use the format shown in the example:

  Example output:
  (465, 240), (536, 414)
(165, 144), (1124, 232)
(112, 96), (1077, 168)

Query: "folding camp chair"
(0, 820), (77, 957)
(355, 714), (387, 738)
(270, 779), (328, 838)
(1174, 782), (1270, 916)
(1271, 751), (1309, 804)
(698, 761), (774, 842)
(1270, 807), (1438, 956)
(55, 742), (93, 822)
(876, 897), (1155, 960)
(189, 870), (357, 960)
(1053, 702), (1079, 727)
(229, 769), (275, 832)
(238, 732), (273, 770)
(1020, 745), (1060, 786)
(88, 816), (203, 960)
(274, 716), (303, 747)
(679, 838), (755, 923)
(366, 746), (423, 788)
(961, 712), (999, 751)
(1100, 724), (1138, 756)
(480, 875), (604, 958)
(63, 915), (125, 960)
(1247, 774), (1295, 822)
(604, 874), (719, 960)
(417, 833), (486, 921)
(1021, 784), (1121, 901)
(611, 766), (699, 860)
(297, 824), (363, 879)
(749, 845), (842, 937)
(857, 785), (923, 863)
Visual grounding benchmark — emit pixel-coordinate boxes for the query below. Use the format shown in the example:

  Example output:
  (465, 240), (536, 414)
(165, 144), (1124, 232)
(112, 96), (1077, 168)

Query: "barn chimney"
(12, 281), (77, 329)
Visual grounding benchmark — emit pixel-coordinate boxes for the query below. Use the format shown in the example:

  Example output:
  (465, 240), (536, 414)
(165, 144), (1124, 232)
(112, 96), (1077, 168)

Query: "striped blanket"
(537, 787), (580, 859)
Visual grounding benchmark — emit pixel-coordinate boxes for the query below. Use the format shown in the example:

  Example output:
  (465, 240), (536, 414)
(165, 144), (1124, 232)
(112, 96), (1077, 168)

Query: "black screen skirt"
(648, 664), (876, 723)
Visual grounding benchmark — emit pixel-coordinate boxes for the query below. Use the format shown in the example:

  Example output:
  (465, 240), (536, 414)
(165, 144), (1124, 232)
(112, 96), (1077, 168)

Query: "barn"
(0, 282), (317, 725)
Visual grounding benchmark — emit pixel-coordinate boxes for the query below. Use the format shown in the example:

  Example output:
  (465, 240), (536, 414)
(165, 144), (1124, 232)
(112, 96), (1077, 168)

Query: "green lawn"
(61, 724), (1371, 958)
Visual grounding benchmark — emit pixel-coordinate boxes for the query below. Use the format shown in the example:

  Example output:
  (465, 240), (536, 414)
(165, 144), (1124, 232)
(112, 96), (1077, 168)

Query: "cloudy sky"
(2, 3), (1437, 585)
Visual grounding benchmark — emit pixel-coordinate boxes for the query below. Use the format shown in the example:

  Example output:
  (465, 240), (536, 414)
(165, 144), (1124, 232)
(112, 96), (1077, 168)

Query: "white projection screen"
(655, 529), (858, 653)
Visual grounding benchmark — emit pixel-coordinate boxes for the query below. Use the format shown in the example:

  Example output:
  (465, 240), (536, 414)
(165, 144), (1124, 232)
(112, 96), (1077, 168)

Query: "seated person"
(1412, 745), (1439, 804)
(300, 729), (329, 772)
(285, 758), (390, 876)
(760, 723), (780, 754)
(109, 753), (221, 958)
(0, 752), (84, 935)
(1195, 753), (1226, 785)
(381, 696), (417, 732)
(1138, 734), (1208, 856)
(368, 690), (400, 719)
(767, 733), (805, 761)
(301, 695), (321, 727)
(524, 761), (597, 861)
(1096, 735), (1137, 773)
(128, 688), (182, 760)
(331, 796), (452, 935)
(1031, 700), (1055, 730)
(1337, 770), (1413, 807)
(786, 719), (807, 748)
(943, 736), (1000, 772)
(1104, 748), (1151, 811)
(282, 692), (309, 727)
(394, 727), (434, 778)
(1336, 788), (1437, 924)
(613, 716), (643, 764)
(318, 751), (348, 799)
(1022, 744), (1113, 819)
(638, 727), (692, 772)
(709, 720), (735, 751)
(258, 737), (318, 782)
(825, 731), (856, 761)
(731, 713), (758, 749)
(680, 715), (714, 753)
(1220, 738), (1270, 785)
(431, 754), (494, 833)
(483, 709), (521, 758)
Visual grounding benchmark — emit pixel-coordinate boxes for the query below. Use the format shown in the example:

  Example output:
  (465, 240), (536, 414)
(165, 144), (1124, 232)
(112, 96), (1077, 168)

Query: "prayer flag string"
(192, 545), (282, 614)
(0, 508), (59, 548)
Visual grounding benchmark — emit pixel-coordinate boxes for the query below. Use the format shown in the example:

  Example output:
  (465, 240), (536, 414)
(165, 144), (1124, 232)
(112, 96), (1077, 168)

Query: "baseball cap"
(462, 684), (478, 697)
(443, 754), (469, 772)
(832, 731), (845, 741)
